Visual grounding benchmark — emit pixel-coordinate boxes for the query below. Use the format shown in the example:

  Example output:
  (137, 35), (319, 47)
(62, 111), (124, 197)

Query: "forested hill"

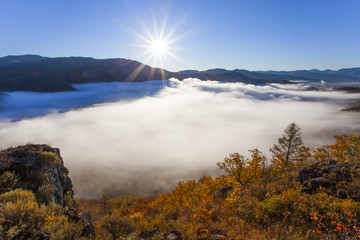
(0, 55), (360, 92)
(0, 56), (172, 92)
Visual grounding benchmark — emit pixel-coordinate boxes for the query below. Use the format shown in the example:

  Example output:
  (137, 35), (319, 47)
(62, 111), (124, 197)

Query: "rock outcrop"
(0, 144), (96, 239)
(0, 144), (73, 205)
(299, 160), (360, 199)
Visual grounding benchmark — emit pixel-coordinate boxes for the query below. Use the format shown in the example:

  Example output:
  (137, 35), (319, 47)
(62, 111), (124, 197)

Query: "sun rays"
(135, 21), (178, 69)
(124, 4), (199, 82)
(129, 5), (193, 71)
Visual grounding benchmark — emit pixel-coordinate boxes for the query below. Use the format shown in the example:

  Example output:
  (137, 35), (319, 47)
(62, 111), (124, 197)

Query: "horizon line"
(1, 54), (359, 73)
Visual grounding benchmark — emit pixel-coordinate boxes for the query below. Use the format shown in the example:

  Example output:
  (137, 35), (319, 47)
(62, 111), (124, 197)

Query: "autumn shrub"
(232, 195), (261, 223)
(36, 183), (56, 204)
(63, 190), (75, 207)
(0, 189), (47, 237)
(217, 149), (265, 186)
(100, 214), (137, 240)
(40, 151), (62, 166)
(0, 171), (19, 194)
(99, 194), (112, 214)
(261, 188), (312, 230)
(307, 192), (360, 239)
(43, 215), (85, 240)
(0, 188), (35, 203)
(327, 135), (360, 163)
(111, 195), (145, 208)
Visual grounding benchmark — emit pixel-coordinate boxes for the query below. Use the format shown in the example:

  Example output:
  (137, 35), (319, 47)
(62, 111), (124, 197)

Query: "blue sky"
(1, 0), (359, 71)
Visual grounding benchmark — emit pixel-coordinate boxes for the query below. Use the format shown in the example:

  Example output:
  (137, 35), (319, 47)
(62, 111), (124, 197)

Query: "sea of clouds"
(0, 78), (359, 197)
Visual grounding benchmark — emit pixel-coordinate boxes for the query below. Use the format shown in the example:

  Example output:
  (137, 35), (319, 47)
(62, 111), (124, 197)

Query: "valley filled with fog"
(0, 79), (359, 198)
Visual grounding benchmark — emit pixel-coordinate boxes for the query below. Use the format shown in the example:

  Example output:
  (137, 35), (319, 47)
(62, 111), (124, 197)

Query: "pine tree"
(270, 122), (303, 167)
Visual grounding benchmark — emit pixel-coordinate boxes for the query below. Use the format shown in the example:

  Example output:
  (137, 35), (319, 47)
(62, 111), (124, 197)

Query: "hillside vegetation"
(1, 124), (360, 239)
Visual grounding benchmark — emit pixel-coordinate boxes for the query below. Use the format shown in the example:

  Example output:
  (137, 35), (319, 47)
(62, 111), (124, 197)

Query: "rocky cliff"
(0, 144), (95, 239)
(0, 144), (73, 205)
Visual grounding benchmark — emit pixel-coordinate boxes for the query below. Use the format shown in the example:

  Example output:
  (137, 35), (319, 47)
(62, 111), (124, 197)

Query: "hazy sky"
(1, 0), (359, 71)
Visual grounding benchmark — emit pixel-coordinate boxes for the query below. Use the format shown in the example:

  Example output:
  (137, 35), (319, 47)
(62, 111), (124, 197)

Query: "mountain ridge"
(0, 55), (359, 92)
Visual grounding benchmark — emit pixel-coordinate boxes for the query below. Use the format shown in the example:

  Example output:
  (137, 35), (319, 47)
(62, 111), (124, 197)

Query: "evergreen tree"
(270, 122), (303, 167)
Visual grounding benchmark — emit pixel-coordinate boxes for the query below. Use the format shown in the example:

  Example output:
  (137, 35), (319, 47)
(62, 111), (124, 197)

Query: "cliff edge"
(0, 144), (73, 205)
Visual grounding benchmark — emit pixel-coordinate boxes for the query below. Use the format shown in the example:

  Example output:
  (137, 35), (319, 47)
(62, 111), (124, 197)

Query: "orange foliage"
(75, 134), (360, 239)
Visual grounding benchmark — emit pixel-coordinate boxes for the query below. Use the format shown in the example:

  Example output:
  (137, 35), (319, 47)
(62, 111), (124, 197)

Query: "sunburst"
(150, 39), (169, 56)
(131, 11), (187, 70)
(129, 7), (196, 73)
(138, 25), (177, 69)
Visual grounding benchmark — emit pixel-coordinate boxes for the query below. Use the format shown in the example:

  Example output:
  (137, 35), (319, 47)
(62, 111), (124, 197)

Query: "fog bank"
(0, 79), (359, 198)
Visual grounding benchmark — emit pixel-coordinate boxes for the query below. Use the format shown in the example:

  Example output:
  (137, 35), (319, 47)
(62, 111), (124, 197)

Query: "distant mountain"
(214, 71), (289, 84)
(258, 69), (360, 83)
(308, 69), (332, 74)
(197, 68), (360, 84)
(289, 70), (360, 82)
(177, 70), (199, 74)
(0, 54), (48, 66)
(172, 70), (289, 84)
(332, 68), (360, 78)
(203, 68), (229, 74)
(233, 69), (314, 81)
(0, 55), (359, 92)
(0, 56), (173, 92)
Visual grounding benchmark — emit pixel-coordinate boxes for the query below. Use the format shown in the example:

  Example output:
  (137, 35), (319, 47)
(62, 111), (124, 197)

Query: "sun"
(144, 34), (174, 67)
(132, 10), (193, 69)
(150, 39), (169, 56)
(133, 20), (179, 68)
